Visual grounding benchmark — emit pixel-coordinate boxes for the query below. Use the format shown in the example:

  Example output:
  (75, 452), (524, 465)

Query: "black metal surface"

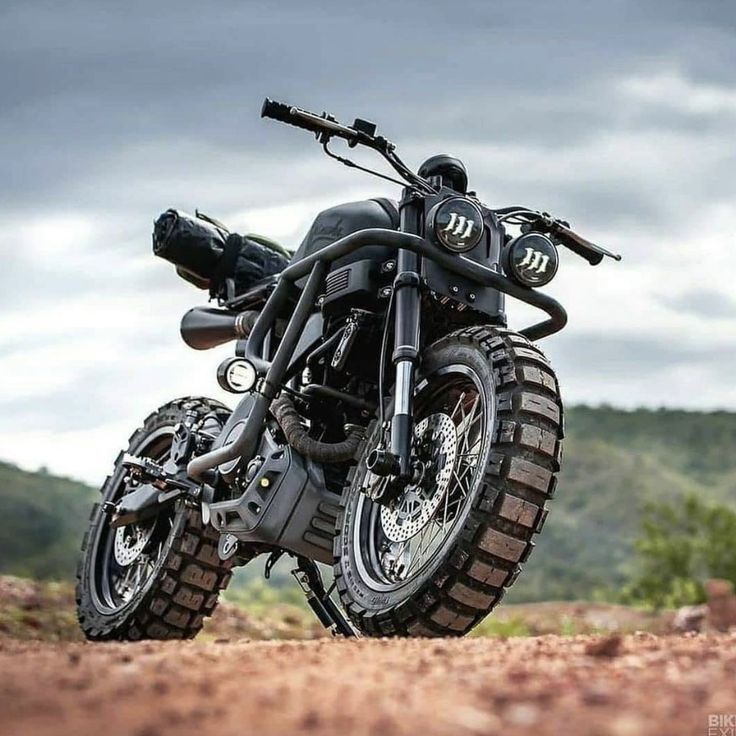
(111, 483), (164, 526)
(301, 383), (376, 413)
(187, 262), (328, 480)
(180, 306), (257, 350)
(187, 225), (567, 480)
(389, 199), (422, 479)
(208, 427), (342, 565)
(268, 228), (565, 343)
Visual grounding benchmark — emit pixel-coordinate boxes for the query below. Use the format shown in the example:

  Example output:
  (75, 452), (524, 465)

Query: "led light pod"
(217, 357), (257, 393)
(502, 232), (559, 288)
(429, 196), (484, 253)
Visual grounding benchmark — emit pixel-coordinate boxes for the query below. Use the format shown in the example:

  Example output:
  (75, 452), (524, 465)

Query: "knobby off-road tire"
(77, 397), (251, 641)
(334, 326), (563, 637)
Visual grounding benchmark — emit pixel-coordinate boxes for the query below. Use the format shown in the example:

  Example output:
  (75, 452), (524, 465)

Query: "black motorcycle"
(76, 99), (619, 640)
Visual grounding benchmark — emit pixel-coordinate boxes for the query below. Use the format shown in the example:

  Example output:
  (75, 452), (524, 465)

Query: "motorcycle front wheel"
(334, 326), (563, 637)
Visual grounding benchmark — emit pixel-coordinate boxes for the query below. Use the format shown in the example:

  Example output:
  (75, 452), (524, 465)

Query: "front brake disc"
(379, 413), (457, 543)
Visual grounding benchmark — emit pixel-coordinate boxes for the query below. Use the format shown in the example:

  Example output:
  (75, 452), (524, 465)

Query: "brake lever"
(553, 222), (621, 265)
(535, 216), (621, 266)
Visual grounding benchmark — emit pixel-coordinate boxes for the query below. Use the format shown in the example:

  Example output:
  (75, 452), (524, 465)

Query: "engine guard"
(208, 427), (341, 564)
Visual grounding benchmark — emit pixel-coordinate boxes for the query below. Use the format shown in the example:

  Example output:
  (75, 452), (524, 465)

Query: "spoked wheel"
(334, 326), (563, 637)
(88, 428), (175, 615)
(356, 367), (489, 588)
(77, 397), (245, 641)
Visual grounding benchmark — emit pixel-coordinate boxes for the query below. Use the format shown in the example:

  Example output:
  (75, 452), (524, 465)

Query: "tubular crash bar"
(244, 228), (567, 372)
(187, 228), (566, 480)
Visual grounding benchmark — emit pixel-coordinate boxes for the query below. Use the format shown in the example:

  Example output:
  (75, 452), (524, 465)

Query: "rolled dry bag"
(153, 209), (289, 298)
(153, 209), (228, 289)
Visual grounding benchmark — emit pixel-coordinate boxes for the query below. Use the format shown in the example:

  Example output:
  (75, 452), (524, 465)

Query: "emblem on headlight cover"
(430, 197), (485, 253)
(503, 233), (559, 287)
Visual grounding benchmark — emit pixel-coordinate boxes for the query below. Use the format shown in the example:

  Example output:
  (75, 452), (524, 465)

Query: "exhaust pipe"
(180, 307), (258, 350)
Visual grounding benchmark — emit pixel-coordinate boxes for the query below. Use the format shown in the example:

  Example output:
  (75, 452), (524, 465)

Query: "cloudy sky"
(1, 0), (734, 483)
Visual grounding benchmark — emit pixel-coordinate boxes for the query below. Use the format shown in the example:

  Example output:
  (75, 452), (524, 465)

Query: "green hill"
(1, 406), (735, 600)
(0, 462), (97, 580)
(511, 406), (736, 601)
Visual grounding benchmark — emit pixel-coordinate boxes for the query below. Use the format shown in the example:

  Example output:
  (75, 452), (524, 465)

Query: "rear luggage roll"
(152, 209), (289, 300)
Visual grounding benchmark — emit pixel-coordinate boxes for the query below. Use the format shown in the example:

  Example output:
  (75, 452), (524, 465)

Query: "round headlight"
(217, 357), (257, 393)
(502, 233), (559, 288)
(429, 197), (484, 253)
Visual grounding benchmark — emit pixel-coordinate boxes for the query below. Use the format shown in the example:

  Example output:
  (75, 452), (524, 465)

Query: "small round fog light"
(217, 358), (257, 393)
(502, 233), (559, 288)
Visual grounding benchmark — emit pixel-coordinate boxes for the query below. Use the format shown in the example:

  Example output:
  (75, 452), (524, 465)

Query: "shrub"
(621, 494), (736, 609)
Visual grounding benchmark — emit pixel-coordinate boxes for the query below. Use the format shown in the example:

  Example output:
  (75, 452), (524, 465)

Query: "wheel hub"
(381, 540), (412, 581)
(380, 413), (457, 543)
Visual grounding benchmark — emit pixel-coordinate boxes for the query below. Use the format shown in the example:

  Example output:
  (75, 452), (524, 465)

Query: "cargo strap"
(209, 233), (243, 298)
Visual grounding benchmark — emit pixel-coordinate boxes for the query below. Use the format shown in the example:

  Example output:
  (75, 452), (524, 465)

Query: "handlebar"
(261, 97), (436, 195)
(496, 206), (621, 266)
(260, 100), (620, 262)
(261, 98), (365, 145)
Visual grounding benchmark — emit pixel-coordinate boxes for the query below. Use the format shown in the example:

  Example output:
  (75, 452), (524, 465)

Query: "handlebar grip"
(553, 223), (621, 266)
(260, 98), (290, 121)
(555, 225), (604, 265)
(261, 98), (360, 143)
(261, 98), (319, 133)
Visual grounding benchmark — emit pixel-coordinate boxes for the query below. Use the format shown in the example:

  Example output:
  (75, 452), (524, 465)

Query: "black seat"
(290, 198), (399, 269)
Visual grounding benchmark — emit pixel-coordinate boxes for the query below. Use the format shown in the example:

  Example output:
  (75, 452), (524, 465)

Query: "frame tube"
(188, 227), (567, 479)
(187, 261), (328, 480)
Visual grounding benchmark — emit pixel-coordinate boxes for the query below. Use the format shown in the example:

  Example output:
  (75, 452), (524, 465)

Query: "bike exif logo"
(709, 714), (736, 736)
(517, 247), (552, 275)
(442, 212), (476, 241)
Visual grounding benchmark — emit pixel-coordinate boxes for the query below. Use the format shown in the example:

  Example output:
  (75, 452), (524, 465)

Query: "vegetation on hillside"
(509, 406), (736, 602)
(619, 495), (736, 609)
(0, 462), (97, 580)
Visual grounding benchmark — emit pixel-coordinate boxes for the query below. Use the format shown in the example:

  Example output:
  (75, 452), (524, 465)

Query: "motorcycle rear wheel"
(334, 326), (563, 637)
(76, 397), (244, 641)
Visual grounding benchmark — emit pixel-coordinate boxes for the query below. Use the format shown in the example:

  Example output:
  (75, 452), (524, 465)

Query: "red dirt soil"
(1, 634), (735, 736)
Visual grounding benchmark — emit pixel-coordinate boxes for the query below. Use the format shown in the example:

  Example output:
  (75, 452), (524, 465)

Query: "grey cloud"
(2, 0), (734, 207)
(548, 333), (736, 378)
(660, 289), (736, 319)
(1, 0), (736, 480)
(1, 0), (733, 266)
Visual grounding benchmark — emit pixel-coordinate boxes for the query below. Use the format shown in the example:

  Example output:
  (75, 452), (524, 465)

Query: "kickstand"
(291, 556), (357, 638)
(264, 550), (283, 580)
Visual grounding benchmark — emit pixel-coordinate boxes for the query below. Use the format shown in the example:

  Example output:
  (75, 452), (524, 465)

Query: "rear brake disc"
(113, 521), (156, 566)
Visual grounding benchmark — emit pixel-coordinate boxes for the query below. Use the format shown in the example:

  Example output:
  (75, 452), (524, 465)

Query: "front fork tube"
(389, 249), (421, 480)
(357, 194), (424, 484)
(387, 191), (424, 481)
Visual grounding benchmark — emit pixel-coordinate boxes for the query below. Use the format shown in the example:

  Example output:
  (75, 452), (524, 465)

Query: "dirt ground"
(1, 634), (735, 736)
